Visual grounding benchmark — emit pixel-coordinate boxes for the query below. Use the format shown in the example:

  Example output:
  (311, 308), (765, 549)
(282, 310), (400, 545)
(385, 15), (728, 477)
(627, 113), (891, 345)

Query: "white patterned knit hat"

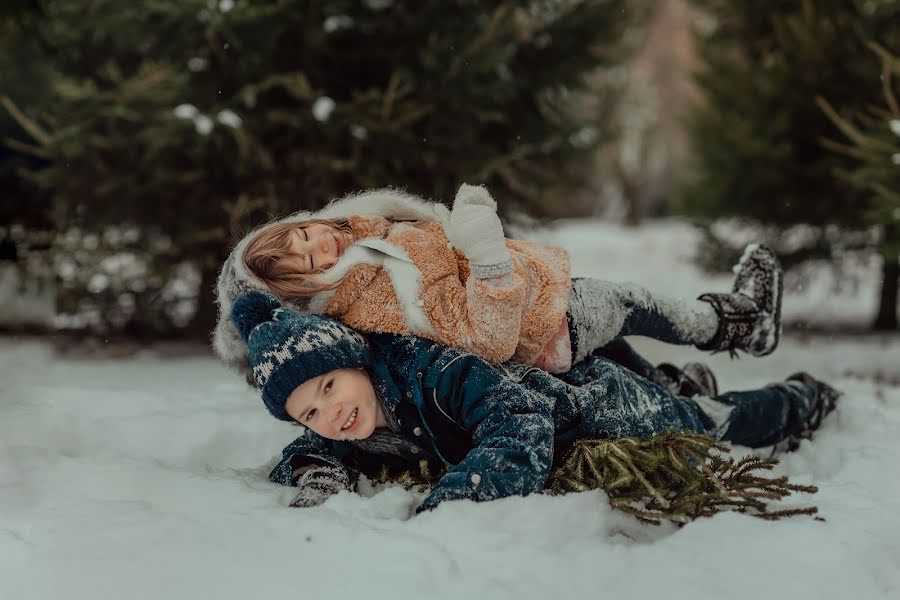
(230, 291), (371, 421)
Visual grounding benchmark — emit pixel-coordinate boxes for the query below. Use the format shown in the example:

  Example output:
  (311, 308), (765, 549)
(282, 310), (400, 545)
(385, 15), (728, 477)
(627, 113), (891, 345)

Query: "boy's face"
(285, 368), (387, 441)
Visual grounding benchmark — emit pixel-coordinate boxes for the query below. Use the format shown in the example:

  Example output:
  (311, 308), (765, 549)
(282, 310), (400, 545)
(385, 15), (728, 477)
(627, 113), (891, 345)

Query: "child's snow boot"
(697, 244), (783, 357)
(773, 372), (842, 453)
(657, 361), (719, 398)
(683, 362), (720, 397)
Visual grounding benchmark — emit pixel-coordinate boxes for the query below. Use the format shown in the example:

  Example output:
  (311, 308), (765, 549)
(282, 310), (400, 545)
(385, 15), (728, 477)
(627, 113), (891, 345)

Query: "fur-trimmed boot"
(657, 362), (719, 398)
(697, 244), (783, 357)
(772, 372), (842, 453)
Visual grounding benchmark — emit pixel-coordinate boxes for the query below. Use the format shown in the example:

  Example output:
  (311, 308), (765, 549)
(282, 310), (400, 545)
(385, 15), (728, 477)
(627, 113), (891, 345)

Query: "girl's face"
(285, 368), (387, 441)
(280, 223), (349, 274)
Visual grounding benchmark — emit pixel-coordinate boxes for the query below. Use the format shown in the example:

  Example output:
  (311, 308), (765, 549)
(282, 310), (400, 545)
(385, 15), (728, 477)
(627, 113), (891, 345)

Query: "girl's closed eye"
(302, 229), (315, 271)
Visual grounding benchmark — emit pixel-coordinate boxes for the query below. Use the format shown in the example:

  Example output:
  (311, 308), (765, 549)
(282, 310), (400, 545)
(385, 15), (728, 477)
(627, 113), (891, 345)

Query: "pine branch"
(547, 431), (820, 526)
(1, 95), (51, 146)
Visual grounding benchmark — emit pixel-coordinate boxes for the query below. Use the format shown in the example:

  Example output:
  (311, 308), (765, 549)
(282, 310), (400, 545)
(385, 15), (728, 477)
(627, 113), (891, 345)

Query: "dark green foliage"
(819, 43), (900, 329)
(683, 0), (900, 328)
(370, 459), (444, 493)
(684, 0), (900, 226)
(548, 431), (818, 525)
(0, 5), (54, 230)
(4, 0), (629, 336)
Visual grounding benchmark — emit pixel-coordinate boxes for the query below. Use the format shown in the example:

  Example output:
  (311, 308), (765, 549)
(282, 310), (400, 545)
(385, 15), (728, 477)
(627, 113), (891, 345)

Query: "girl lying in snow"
(213, 184), (783, 389)
(230, 291), (839, 513)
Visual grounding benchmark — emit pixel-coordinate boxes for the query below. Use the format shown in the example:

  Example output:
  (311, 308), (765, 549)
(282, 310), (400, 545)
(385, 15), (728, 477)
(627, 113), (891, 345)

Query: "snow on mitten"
(445, 184), (512, 278)
(289, 465), (352, 508)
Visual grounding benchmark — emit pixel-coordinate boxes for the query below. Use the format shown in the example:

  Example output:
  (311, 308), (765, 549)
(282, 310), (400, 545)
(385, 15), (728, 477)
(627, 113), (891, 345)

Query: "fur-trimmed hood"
(212, 189), (451, 379)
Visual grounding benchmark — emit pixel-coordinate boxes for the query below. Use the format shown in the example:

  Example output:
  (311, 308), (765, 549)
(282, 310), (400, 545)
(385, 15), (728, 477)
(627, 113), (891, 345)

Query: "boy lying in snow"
(231, 291), (840, 513)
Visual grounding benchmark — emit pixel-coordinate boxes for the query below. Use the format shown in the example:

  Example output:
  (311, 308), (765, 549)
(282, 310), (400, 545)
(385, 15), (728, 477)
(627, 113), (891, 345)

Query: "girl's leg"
(567, 245), (783, 363)
(567, 277), (718, 364)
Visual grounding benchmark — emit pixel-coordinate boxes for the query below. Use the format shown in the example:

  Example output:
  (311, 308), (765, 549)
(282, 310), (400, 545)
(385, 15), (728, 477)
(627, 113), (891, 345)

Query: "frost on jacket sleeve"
(269, 432), (355, 507)
(395, 222), (528, 364)
(416, 354), (555, 513)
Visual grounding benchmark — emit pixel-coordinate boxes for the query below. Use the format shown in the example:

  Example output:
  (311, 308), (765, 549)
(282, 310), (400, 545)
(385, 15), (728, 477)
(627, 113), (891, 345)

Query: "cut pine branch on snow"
(547, 431), (819, 526)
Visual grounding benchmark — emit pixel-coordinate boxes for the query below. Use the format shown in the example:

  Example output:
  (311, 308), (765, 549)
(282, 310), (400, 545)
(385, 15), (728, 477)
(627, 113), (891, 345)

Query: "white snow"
(350, 124), (368, 140)
(890, 119), (900, 137)
(323, 15), (354, 33)
(216, 109), (242, 129)
(186, 57), (208, 72)
(193, 114), (214, 136)
(312, 97), (336, 122)
(172, 104), (198, 120)
(3, 219), (900, 599)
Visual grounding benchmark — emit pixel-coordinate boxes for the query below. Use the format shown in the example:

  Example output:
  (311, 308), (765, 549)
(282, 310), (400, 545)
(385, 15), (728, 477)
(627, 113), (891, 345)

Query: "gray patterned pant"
(567, 278), (719, 364)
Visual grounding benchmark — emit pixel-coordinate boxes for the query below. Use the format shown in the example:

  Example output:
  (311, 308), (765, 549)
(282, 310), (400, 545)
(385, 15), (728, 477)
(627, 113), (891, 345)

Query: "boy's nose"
(329, 403), (345, 425)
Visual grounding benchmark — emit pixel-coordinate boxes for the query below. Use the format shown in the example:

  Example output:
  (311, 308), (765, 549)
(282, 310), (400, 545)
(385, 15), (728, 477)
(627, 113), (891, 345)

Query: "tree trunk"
(873, 244), (899, 331)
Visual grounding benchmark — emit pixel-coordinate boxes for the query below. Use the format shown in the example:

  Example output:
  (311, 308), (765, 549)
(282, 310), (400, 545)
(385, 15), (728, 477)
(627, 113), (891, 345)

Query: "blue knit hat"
(230, 291), (372, 421)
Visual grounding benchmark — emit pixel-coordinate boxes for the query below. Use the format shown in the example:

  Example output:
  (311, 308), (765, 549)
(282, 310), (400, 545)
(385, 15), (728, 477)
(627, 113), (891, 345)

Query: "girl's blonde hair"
(242, 218), (353, 298)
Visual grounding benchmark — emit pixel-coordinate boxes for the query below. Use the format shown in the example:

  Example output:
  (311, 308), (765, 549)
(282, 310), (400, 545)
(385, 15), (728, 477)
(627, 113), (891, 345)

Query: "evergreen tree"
(0, 0), (53, 231)
(683, 0), (900, 329)
(5, 0), (629, 337)
(818, 44), (900, 330)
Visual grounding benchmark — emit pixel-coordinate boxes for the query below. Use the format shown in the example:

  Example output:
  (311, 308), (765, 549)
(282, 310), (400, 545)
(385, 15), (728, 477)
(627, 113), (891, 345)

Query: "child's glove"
(288, 465), (351, 508)
(446, 184), (512, 278)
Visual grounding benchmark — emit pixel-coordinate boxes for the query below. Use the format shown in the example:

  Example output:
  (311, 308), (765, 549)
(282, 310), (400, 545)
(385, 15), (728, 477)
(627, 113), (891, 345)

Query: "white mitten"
(289, 465), (351, 508)
(446, 184), (512, 277)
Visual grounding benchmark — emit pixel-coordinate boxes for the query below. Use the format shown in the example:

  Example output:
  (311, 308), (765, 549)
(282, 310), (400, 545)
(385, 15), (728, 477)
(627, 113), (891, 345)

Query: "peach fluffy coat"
(324, 216), (573, 368)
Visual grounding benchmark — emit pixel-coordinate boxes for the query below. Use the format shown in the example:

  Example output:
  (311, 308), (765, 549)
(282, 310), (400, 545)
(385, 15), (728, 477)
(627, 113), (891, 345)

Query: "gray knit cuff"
(289, 465), (352, 508)
(470, 258), (514, 280)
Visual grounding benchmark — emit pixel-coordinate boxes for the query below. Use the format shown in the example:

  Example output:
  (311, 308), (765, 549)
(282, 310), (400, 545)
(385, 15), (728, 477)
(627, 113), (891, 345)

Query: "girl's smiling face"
(285, 368), (387, 440)
(279, 223), (349, 274)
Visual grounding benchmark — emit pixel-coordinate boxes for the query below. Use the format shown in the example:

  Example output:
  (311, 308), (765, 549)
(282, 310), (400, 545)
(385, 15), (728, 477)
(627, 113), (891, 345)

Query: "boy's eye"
(324, 380), (333, 394)
(305, 408), (316, 422)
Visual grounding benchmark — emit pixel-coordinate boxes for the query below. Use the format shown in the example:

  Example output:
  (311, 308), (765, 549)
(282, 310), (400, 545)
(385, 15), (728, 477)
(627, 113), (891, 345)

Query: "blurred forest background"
(1, 0), (899, 342)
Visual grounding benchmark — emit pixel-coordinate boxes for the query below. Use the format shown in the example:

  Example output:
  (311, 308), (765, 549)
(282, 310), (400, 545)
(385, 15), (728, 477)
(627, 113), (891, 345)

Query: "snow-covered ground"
(2, 219), (899, 600)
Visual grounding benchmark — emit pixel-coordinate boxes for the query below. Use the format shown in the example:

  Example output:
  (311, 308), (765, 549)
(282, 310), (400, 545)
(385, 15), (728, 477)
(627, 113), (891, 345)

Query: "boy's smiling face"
(285, 368), (387, 440)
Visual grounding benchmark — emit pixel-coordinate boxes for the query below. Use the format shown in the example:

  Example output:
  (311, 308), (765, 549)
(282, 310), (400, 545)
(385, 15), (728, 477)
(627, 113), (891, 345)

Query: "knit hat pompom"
(229, 291), (372, 421)
(231, 291), (281, 342)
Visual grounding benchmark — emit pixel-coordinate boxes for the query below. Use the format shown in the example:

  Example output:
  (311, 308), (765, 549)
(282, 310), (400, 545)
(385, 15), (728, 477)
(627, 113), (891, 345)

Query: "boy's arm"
(416, 354), (555, 513)
(270, 433), (356, 508)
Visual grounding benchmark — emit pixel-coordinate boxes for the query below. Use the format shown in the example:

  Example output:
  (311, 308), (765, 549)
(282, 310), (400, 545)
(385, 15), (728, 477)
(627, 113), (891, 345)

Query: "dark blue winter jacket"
(270, 333), (709, 512)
